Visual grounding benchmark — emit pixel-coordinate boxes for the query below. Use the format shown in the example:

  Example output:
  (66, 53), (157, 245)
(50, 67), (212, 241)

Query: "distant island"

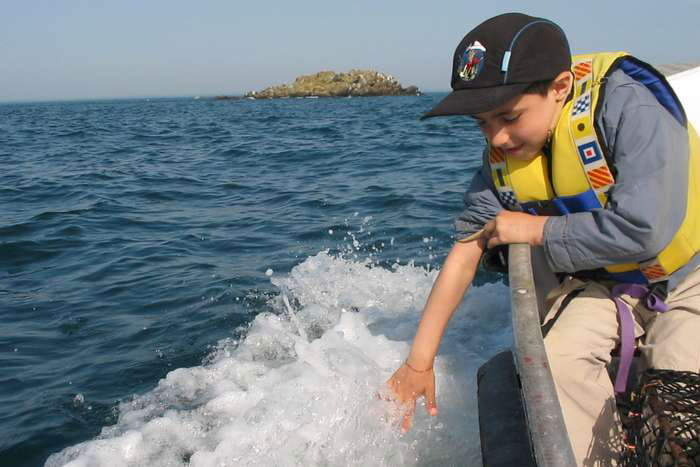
(214, 69), (420, 100)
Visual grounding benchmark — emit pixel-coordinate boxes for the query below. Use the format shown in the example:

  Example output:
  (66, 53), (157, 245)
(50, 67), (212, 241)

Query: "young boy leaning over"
(387, 12), (700, 465)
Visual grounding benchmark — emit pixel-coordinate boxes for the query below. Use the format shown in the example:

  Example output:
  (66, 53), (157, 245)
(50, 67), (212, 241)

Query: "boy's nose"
(486, 125), (510, 148)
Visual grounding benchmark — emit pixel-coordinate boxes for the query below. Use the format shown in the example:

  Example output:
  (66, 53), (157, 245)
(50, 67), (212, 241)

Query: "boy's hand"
(483, 211), (548, 248)
(385, 362), (438, 433)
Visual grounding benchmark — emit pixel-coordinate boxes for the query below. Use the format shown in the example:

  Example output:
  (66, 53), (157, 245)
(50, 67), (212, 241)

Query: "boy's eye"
(502, 114), (520, 123)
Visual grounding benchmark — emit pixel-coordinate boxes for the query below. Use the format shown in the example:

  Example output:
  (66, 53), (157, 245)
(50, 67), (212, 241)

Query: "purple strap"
(611, 284), (668, 394)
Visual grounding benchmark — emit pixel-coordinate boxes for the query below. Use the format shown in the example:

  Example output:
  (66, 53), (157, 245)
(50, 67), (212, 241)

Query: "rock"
(213, 95), (244, 100)
(243, 69), (420, 99)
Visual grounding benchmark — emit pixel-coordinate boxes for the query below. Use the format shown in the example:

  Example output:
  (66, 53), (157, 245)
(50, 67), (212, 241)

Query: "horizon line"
(0, 89), (452, 105)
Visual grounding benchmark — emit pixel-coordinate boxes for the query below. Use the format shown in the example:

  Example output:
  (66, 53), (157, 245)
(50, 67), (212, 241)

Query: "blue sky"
(2, 0), (699, 102)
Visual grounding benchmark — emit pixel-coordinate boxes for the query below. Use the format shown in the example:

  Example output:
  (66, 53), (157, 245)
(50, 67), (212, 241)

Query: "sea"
(1, 94), (512, 467)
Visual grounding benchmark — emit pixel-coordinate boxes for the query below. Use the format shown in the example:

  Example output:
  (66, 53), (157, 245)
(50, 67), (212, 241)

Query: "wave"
(46, 251), (509, 466)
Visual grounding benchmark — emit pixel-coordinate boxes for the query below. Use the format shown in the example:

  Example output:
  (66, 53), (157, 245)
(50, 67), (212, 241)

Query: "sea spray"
(46, 251), (510, 466)
(281, 294), (309, 342)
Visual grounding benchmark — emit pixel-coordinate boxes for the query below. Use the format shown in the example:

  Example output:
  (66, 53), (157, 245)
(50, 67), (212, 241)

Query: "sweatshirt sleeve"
(543, 72), (690, 272)
(455, 149), (504, 240)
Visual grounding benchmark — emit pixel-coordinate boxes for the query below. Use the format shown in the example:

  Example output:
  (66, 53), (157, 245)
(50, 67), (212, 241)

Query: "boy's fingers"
(401, 414), (412, 433)
(376, 389), (394, 402)
(425, 380), (438, 416)
(400, 399), (416, 433)
(386, 377), (404, 399)
(483, 220), (495, 237)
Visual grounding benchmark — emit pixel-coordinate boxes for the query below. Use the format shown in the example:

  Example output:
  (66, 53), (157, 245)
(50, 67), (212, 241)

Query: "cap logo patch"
(458, 41), (486, 82)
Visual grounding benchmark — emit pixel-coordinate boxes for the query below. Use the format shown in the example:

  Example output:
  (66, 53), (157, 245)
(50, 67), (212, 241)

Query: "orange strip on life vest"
(587, 167), (615, 188)
(641, 264), (668, 281)
(489, 147), (505, 163)
(573, 62), (592, 80)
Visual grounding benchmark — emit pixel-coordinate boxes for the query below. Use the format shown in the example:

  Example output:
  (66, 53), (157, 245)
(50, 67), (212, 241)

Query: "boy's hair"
(523, 79), (554, 97)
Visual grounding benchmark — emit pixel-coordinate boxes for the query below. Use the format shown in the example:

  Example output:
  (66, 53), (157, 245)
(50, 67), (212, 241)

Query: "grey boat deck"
(656, 62), (700, 76)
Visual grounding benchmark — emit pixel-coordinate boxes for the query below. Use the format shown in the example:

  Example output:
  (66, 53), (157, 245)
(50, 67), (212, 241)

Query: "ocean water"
(1, 94), (511, 467)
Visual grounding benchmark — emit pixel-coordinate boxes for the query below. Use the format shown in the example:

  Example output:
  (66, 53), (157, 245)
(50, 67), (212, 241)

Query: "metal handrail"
(508, 244), (576, 466)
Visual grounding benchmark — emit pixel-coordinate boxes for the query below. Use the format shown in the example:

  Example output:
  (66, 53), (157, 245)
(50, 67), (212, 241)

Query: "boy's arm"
(407, 239), (485, 369)
(387, 238), (484, 432)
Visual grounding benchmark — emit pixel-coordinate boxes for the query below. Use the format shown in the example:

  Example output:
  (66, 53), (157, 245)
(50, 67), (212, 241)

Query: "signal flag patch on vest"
(573, 61), (592, 80)
(587, 166), (615, 189)
(498, 190), (518, 207)
(489, 147), (505, 163)
(572, 94), (591, 116)
(641, 262), (668, 282)
(578, 141), (603, 164)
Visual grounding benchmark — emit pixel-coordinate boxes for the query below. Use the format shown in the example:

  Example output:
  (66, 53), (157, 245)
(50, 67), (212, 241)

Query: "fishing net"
(619, 369), (700, 466)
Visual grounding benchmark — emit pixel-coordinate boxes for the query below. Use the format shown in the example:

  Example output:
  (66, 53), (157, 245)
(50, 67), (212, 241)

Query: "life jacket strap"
(521, 188), (603, 215)
(611, 283), (669, 394)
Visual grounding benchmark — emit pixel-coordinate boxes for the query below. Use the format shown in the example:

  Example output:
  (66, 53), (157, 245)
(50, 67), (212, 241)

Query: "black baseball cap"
(421, 13), (571, 119)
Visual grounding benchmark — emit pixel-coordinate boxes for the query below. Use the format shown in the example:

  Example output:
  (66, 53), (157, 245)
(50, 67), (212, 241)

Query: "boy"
(387, 12), (700, 465)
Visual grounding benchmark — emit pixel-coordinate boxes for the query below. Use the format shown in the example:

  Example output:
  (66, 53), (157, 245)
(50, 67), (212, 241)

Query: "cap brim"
(420, 83), (531, 120)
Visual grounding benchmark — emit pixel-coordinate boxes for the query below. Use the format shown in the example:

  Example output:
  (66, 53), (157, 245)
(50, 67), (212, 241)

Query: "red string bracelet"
(404, 360), (433, 373)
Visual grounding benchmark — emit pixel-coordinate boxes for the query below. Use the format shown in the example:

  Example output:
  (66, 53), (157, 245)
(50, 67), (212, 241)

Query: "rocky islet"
(215, 69), (419, 100)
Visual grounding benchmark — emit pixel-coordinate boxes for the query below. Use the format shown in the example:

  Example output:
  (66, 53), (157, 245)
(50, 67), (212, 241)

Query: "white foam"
(47, 251), (511, 466)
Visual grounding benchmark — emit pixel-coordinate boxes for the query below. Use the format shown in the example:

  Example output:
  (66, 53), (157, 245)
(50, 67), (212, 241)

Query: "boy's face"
(472, 72), (571, 161)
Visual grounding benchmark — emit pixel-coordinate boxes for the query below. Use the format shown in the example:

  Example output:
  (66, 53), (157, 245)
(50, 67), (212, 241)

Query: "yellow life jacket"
(488, 52), (700, 284)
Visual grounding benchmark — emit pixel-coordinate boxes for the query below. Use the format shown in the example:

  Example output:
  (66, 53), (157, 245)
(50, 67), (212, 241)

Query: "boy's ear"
(551, 71), (573, 102)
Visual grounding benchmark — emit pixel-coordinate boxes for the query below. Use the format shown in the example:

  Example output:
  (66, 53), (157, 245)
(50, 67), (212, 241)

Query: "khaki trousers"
(543, 266), (700, 466)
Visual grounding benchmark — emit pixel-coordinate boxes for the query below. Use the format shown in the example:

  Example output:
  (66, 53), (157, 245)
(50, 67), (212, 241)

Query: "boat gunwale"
(508, 244), (576, 466)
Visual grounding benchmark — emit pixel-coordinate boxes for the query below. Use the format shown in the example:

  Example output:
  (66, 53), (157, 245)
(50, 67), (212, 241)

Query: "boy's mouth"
(505, 144), (524, 154)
